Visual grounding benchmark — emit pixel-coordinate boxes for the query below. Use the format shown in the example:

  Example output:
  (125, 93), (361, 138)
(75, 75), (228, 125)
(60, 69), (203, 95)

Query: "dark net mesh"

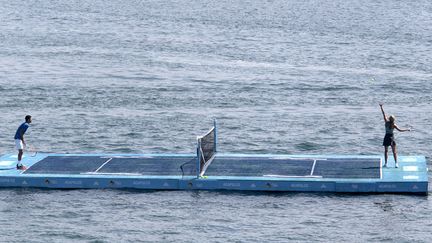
(198, 127), (215, 174)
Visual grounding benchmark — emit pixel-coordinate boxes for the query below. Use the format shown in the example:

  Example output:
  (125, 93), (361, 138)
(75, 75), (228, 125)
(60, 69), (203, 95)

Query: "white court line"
(100, 156), (154, 159)
(94, 158), (113, 173)
(271, 157), (327, 160)
(310, 160), (317, 176)
(263, 174), (323, 178)
(380, 158), (383, 179)
(81, 172), (142, 176)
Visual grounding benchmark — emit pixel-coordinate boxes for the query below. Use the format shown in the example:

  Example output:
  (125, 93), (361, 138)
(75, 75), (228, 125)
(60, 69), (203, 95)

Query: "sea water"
(0, 0), (431, 242)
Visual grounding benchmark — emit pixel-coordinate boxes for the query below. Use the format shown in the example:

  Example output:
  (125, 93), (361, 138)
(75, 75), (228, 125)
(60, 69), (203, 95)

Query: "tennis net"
(197, 121), (217, 177)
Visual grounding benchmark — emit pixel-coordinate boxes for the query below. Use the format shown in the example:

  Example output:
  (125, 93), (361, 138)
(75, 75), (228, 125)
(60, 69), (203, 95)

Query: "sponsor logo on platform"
(133, 181), (151, 185)
(403, 166), (418, 172)
(64, 180), (83, 185)
(222, 182), (241, 187)
(0, 178), (15, 183)
(290, 183), (309, 188)
(379, 184), (397, 189)
(401, 157), (417, 162)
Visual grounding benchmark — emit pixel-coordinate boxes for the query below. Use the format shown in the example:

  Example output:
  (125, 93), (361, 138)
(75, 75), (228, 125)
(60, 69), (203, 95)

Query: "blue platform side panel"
(186, 178), (337, 192)
(0, 153), (428, 194)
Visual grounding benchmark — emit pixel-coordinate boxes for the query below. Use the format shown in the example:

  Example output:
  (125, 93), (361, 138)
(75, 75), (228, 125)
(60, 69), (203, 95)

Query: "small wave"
(295, 142), (321, 151)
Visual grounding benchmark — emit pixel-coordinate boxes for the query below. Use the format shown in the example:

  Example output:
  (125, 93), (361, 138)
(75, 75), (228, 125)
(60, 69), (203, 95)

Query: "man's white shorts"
(15, 139), (24, 150)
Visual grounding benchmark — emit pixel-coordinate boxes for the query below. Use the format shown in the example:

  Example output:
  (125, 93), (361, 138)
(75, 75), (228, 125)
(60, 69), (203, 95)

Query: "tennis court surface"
(23, 155), (381, 179)
(0, 121), (428, 194)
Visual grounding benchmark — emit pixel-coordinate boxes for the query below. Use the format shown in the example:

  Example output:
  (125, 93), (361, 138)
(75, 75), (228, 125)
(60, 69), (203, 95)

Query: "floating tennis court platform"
(0, 122), (428, 194)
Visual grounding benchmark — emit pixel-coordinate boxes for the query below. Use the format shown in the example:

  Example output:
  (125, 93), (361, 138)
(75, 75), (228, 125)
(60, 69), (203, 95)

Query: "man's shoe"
(16, 164), (27, 170)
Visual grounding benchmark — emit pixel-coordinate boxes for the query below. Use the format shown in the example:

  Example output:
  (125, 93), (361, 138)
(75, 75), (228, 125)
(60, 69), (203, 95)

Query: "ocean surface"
(0, 0), (431, 242)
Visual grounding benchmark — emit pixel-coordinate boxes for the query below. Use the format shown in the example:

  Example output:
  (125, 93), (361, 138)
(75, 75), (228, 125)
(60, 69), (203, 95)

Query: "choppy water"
(0, 0), (431, 242)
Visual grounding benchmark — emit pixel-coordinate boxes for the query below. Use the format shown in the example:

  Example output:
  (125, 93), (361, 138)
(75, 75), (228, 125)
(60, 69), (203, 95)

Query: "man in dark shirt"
(14, 115), (32, 170)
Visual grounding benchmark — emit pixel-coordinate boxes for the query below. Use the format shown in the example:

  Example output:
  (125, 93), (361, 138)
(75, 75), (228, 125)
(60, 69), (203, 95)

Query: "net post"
(213, 119), (217, 153)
